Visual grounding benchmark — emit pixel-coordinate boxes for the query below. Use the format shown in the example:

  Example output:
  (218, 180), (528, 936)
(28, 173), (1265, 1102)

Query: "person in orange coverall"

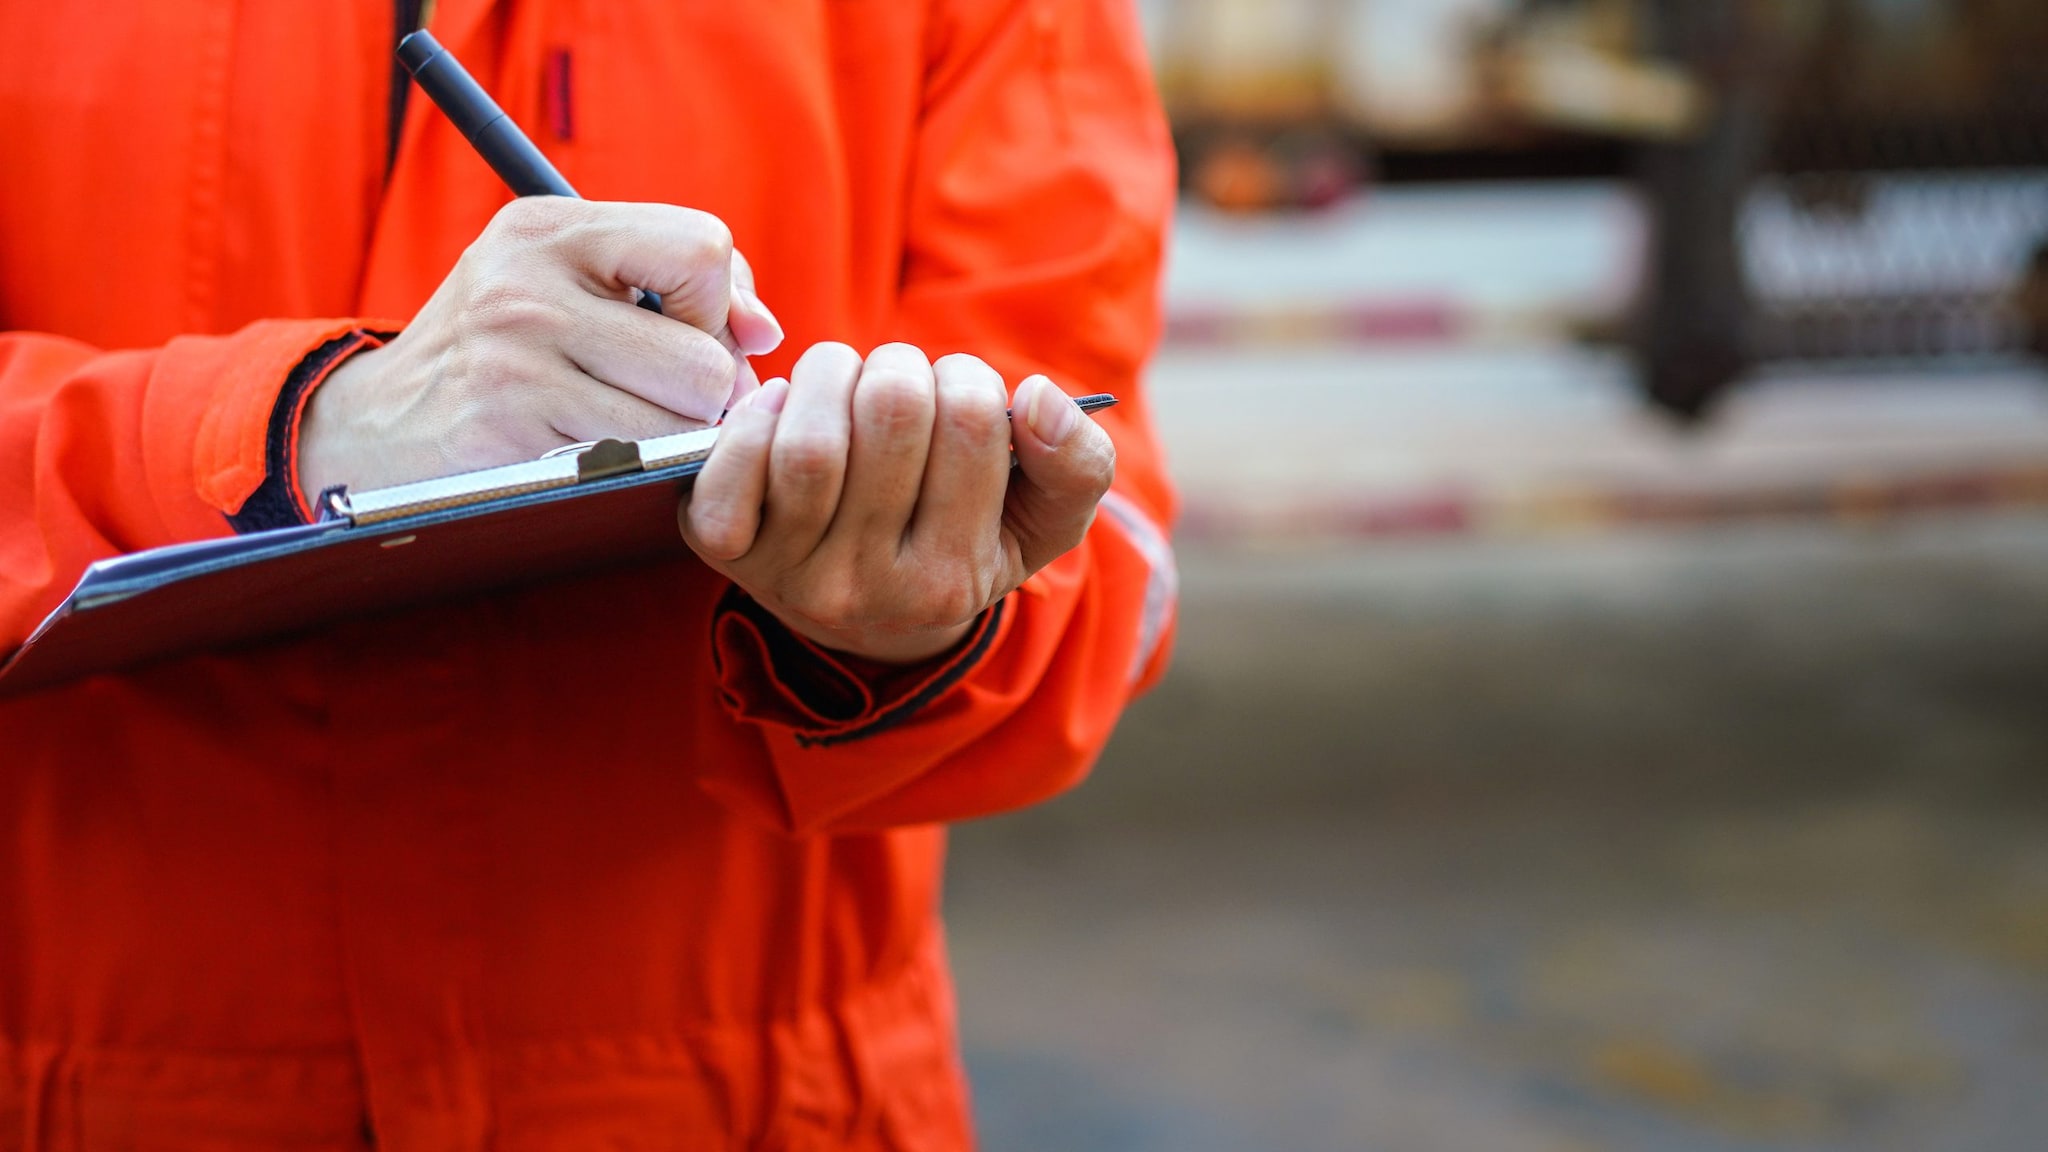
(0, 1), (1178, 1147)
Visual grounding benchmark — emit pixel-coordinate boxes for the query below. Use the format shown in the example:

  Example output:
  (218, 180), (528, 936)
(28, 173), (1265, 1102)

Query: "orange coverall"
(0, 1), (1177, 1147)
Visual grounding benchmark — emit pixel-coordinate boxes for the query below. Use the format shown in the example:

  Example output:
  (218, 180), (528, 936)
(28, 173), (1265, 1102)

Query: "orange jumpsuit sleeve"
(702, 0), (1180, 835)
(0, 321), (376, 651)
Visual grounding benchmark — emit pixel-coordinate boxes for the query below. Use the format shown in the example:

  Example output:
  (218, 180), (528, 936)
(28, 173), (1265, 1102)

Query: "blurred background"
(944, 1), (2048, 1148)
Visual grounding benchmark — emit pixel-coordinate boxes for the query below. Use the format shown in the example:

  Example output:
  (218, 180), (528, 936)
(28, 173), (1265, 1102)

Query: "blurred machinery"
(1151, 0), (1705, 205)
(1148, 0), (2048, 418)
(1641, 0), (2048, 416)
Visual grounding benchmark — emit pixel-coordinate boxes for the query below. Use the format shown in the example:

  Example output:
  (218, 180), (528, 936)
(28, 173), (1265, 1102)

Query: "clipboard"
(0, 395), (1116, 696)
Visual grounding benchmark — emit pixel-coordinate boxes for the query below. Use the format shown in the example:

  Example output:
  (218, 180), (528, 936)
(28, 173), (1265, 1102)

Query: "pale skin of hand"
(681, 343), (1117, 665)
(299, 196), (783, 497)
(298, 198), (1115, 665)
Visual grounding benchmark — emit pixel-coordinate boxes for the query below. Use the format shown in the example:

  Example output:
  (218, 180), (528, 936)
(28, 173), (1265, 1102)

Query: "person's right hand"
(299, 197), (783, 499)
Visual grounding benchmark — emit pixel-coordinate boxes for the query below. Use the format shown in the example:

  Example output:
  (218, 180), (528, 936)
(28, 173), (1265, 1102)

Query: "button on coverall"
(0, 0), (1178, 1146)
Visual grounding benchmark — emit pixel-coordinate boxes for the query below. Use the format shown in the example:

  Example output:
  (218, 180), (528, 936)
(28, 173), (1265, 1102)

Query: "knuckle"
(797, 341), (862, 378)
(678, 209), (734, 267)
(872, 341), (931, 366)
(665, 334), (738, 415)
(936, 381), (1008, 448)
(774, 433), (844, 491)
(962, 366), (1011, 408)
(933, 352), (997, 382)
(489, 195), (577, 243)
(465, 275), (555, 332)
(687, 507), (745, 560)
(856, 370), (934, 433)
(924, 577), (983, 629)
(794, 575), (864, 631)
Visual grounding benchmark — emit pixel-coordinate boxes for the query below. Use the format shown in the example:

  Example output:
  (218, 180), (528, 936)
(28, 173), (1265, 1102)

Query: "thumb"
(726, 250), (784, 357)
(1006, 375), (1116, 576)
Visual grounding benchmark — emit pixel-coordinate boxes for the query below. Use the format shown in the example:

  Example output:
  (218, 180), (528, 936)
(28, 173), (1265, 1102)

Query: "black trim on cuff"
(713, 585), (1006, 748)
(797, 597), (1005, 749)
(718, 586), (871, 725)
(227, 332), (367, 535)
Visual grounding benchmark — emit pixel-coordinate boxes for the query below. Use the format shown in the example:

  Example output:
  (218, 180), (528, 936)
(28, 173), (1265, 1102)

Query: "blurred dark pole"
(1636, 0), (1773, 420)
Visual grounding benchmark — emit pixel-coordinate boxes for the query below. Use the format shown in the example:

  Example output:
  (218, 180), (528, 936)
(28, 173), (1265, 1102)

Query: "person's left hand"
(680, 342), (1115, 664)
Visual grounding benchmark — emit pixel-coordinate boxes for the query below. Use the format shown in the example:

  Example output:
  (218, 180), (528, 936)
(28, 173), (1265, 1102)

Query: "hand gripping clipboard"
(0, 395), (1117, 696)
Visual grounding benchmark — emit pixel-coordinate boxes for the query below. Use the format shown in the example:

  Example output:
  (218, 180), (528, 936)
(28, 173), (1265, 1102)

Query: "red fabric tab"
(544, 50), (574, 141)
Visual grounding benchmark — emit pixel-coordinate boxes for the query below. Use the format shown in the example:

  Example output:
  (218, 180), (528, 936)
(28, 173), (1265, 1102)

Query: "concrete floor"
(944, 515), (2048, 1152)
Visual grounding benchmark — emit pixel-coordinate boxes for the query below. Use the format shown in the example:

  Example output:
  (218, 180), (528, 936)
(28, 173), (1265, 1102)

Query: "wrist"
(226, 329), (387, 534)
(710, 586), (1009, 751)
(297, 339), (398, 500)
(784, 614), (977, 666)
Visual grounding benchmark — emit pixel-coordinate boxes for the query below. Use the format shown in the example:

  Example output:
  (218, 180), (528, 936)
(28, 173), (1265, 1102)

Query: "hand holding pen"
(303, 30), (1117, 665)
(299, 32), (782, 499)
(298, 195), (783, 498)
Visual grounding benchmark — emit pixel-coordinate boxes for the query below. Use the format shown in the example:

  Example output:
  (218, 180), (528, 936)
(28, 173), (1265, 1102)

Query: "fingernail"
(755, 377), (790, 416)
(1025, 376), (1077, 443)
(734, 285), (784, 356)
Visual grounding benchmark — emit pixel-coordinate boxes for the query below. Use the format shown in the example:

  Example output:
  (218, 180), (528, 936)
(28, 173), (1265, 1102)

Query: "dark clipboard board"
(0, 447), (707, 697)
(0, 394), (1117, 696)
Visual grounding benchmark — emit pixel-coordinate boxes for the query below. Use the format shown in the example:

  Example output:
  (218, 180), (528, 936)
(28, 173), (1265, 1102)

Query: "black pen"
(1041, 394), (1117, 417)
(399, 30), (1119, 425)
(396, 30), (664, 314)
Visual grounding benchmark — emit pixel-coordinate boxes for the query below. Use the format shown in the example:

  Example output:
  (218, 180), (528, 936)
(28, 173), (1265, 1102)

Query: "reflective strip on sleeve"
(1096, 489), (1178, 684)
